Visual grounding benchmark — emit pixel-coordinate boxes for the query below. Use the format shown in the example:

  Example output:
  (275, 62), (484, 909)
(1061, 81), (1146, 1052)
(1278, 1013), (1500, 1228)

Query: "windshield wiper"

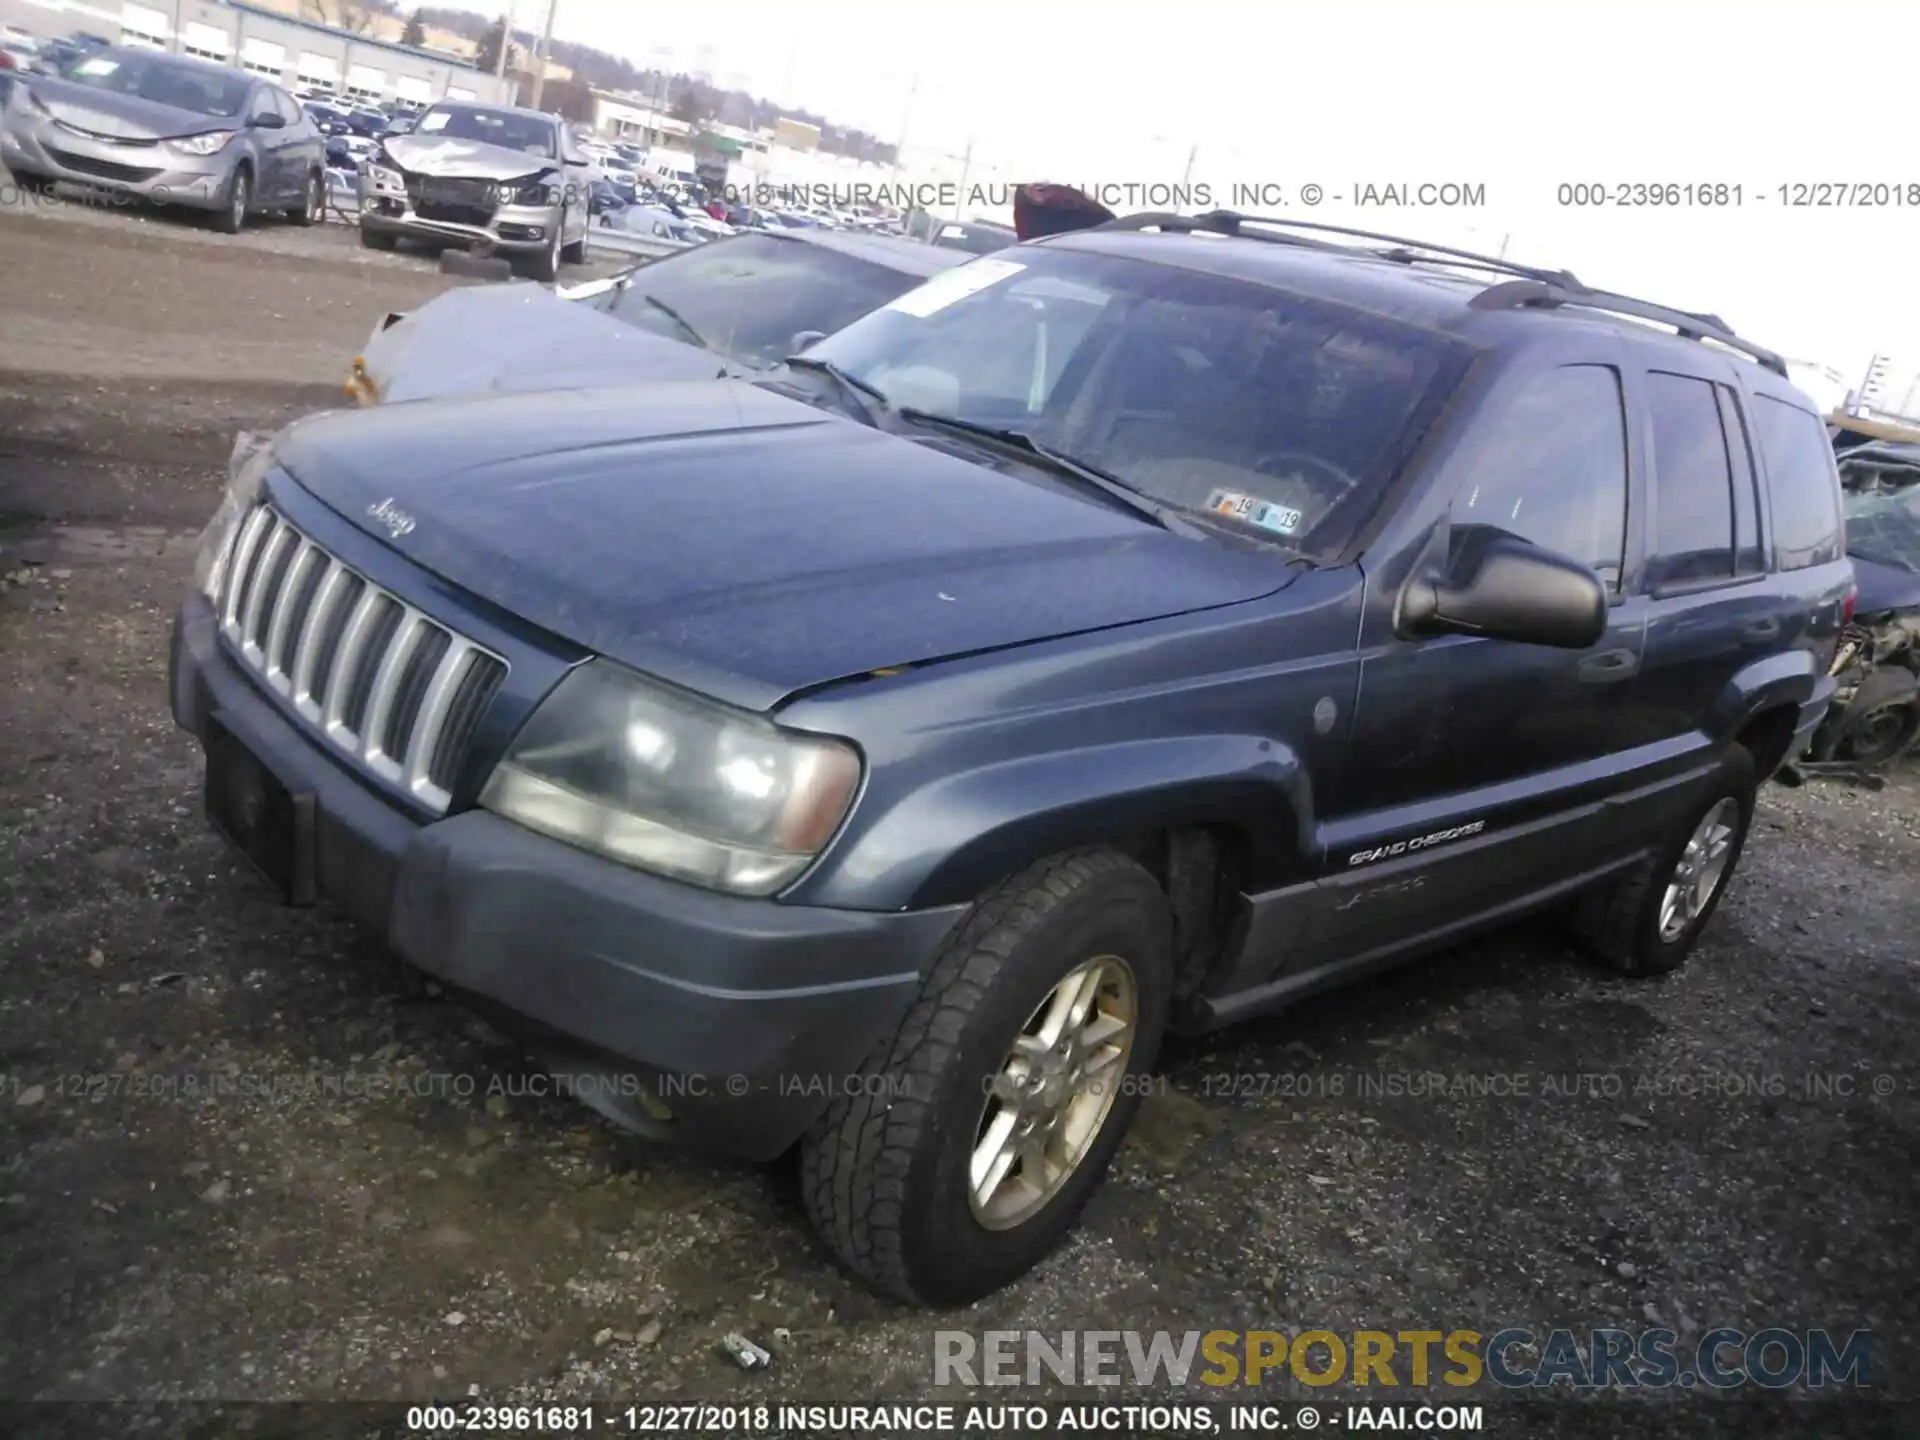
(894, 408), (1195, 535)
(632, 293), (708, 350)
(783, 355), (892, 425)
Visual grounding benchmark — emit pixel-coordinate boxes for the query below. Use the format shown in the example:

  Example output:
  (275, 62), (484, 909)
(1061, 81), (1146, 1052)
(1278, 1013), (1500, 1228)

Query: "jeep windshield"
(796, 245), (1473, 558)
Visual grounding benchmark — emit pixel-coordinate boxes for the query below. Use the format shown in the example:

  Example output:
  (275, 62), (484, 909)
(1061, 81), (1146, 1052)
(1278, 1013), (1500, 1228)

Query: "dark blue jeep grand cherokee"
(171, 213), (1851, 1305)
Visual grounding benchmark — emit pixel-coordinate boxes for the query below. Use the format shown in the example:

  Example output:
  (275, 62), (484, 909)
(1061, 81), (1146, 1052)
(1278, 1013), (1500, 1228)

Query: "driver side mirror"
(1397, 523), (1607, 649)
(789, 330), (827, 355)
(252, 111), (286, 130)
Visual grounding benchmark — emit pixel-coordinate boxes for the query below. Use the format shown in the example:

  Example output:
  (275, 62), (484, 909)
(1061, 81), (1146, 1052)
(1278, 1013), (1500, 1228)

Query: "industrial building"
(0, 0), (514, 104)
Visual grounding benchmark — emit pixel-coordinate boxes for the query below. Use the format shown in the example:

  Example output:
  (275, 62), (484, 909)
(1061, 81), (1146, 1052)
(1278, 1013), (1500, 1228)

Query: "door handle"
(1578, 647), (1638, 683)
(1743, 618), (1780, 642)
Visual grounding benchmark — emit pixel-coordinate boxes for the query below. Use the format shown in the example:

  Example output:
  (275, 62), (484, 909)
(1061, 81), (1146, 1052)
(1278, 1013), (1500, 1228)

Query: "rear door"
(1623, 367), (1803, 748)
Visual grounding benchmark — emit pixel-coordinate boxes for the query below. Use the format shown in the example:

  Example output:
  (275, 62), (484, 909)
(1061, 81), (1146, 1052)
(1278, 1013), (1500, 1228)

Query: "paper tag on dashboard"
(885, 257), (1027, 318)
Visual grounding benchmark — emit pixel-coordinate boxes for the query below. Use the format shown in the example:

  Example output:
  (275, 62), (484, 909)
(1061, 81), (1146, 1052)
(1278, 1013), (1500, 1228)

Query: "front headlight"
(365, 164), (406, 194)
(193, 431), (274, 601)
(170, 129), (237, 157)
(481, 661), (862, 896)
(508, 174), (557, 207)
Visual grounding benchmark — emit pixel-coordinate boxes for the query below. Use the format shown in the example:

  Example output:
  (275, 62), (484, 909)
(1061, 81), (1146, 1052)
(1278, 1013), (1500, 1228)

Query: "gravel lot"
(0, 187), (1915, 1439)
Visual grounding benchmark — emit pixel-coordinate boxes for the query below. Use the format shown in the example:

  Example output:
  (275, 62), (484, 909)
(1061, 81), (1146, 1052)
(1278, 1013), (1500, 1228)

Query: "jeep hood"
(275, 382), (1295, 711)
(361, 283), (726, 404)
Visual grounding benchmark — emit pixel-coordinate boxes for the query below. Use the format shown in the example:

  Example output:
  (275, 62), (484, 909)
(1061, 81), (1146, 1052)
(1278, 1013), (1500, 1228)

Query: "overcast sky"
(540, 0), (1919, 399)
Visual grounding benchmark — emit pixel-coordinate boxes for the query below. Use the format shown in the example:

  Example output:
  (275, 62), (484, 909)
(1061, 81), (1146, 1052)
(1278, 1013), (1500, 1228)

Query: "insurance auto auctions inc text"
(934, 1327), (1872, 1392)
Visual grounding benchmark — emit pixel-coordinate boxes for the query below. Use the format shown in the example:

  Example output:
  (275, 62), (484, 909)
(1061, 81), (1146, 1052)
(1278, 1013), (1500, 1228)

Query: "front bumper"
(170, 594), (964, 1159)
(1, 116), (234, 208)
(357, 169), (563, 253)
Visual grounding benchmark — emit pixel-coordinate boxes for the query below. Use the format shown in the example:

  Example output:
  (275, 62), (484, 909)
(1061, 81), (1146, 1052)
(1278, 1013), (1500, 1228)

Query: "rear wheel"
(1574, 746), (1756, 976)
(212, 165), (252, 234)
(801, 849), (1173, 1306)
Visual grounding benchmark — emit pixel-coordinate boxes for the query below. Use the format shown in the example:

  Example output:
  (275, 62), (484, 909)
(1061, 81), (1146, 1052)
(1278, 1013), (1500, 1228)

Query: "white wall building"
(0, 0), (513, 104)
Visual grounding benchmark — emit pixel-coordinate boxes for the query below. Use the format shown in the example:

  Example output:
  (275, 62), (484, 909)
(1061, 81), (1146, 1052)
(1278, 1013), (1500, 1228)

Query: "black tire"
(1830, 669), (1920, 768)
(359, 224), (397, 251)
(212, 164), (251, 234)
(1573, 746), (1757, 977)
(801, 849), (1173, 1306)
(289, 168), (324, 227)
(562, 232), (588, 264)
(523, 225), (563, 283)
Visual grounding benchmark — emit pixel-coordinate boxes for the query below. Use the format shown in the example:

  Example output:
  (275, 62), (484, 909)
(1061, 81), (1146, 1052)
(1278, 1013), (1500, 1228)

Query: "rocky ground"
(0, 185), (1915, 1440)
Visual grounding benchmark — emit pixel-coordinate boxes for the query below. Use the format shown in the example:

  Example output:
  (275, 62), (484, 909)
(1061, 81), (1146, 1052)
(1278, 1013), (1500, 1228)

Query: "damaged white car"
(357, 100), (592, 282)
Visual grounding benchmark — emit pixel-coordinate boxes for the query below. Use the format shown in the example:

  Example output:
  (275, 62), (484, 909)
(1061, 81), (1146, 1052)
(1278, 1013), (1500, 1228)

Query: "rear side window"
(1715, 385), (1766, 576)
(1453, 364), (1629, 590)
(1750, 396), (1845, 570)
(1645, 371), (1738, 587)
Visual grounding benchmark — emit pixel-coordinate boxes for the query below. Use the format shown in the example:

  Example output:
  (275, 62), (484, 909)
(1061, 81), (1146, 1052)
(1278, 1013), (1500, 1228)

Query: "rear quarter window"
(1750, 395), (1844, 570)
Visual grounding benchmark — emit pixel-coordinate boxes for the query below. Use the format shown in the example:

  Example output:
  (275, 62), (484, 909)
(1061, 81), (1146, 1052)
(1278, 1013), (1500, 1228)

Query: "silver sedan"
(0, 46), (326, 232)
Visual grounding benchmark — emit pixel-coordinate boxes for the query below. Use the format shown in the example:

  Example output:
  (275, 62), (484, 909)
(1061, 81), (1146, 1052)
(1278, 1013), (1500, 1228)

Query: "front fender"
(803, 734), (1316, 911)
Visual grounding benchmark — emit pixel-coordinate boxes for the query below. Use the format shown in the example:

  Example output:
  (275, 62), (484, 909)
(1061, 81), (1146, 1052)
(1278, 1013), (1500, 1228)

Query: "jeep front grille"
(209, 504), (507, 814)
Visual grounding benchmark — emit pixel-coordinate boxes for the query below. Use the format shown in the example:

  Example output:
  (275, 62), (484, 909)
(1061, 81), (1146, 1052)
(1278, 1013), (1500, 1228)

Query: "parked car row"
(0, 45), (599, 277)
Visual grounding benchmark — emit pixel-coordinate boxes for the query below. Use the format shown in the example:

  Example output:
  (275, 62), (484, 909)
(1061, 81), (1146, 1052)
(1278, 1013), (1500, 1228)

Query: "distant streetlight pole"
(891, 74), (917, 194)
(493, 0), (514, 79)
(949, 136), (973, 224)
(528, 0), (559, 109)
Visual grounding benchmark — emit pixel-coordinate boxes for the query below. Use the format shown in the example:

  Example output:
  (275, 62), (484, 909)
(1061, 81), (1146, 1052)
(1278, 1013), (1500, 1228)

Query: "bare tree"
(304, 0), (395, 35)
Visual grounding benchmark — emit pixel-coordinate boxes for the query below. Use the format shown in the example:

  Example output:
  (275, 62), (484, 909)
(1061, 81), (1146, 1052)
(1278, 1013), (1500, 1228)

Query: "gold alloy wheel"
(969, 954), (1138, 1231)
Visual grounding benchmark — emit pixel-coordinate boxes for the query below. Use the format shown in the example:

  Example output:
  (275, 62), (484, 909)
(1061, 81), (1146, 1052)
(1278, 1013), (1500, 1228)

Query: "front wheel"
(801, 849), (1173, 1306)
(359, 224), (396, 251)
(212, 164), (251, 234)
(523, 223), (563, 282)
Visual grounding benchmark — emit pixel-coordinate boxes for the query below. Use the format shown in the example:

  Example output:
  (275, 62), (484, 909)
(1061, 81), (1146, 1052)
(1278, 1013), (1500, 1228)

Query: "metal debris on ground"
(717, 1331), (772, 1371)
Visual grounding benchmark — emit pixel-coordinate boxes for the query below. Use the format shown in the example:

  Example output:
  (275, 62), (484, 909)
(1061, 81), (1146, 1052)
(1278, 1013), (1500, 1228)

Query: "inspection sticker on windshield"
(73, 57), (118, 76)
(885, 257), (1027, 318)
(1207, 488), (1302, 535)
(417, 112), (450, 133)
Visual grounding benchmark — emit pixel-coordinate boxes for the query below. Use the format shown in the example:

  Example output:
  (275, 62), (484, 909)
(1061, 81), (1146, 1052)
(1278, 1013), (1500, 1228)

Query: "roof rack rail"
(1470, 279), (1788, 377)
(1100, 210), (1358, 254)
(1102, 209), (1583, 286)
(1099, 208), (1789, 379)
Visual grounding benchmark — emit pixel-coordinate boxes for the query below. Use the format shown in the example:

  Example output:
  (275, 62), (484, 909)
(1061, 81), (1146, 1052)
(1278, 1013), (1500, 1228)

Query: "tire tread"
(800, 848), (1143, 1304)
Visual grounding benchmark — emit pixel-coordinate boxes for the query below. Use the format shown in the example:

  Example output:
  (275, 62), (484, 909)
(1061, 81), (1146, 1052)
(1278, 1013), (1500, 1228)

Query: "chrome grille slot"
(213, 503), (507, 815)
(427, 651), (507, 797)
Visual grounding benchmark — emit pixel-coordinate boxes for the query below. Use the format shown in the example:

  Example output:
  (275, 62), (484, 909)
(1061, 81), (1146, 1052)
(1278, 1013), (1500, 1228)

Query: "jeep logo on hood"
(366, 497), (416, 539)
